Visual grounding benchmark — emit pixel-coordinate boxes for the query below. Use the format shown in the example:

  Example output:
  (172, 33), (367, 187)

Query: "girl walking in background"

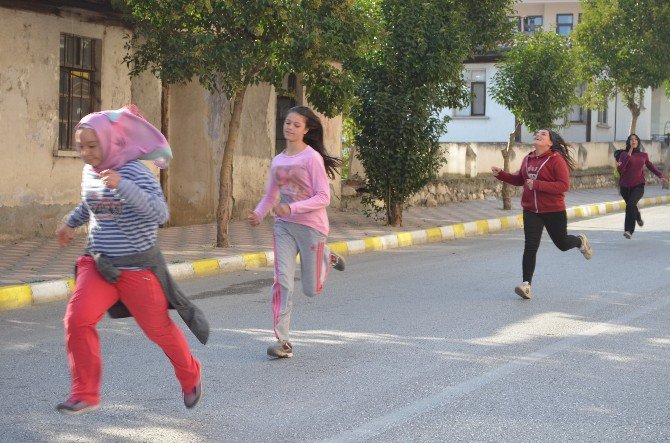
(55, 106), (207, 414)
(248, 105), (345, 358)
(615, 133), (668, 239)
(492, 129), (593, 300)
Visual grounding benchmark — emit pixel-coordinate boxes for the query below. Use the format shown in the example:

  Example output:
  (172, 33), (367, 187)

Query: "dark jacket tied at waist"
(76, 246), (210, 345)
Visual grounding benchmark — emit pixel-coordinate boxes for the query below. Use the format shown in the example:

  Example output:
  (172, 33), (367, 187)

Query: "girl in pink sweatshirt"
(248, 105), (345, 358)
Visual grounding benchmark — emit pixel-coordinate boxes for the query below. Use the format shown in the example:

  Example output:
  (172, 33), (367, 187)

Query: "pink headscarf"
(75, 105), (172, 172)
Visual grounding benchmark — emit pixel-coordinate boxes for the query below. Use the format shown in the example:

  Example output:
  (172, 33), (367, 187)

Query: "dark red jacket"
(617, 150), (664, 188)
(496, 150), (570, 213)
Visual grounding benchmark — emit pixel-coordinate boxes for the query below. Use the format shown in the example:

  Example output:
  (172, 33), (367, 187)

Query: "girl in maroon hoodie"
(492, 129), (593, 299)
(615, 133), (668, 239)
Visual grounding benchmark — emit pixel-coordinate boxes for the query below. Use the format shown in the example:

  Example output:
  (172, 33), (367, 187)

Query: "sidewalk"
(1, 186), (669, 310)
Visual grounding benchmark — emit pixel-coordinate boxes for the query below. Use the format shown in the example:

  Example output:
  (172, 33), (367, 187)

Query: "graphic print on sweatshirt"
(82, 175), (124, 220)
(274, 164), (312, 205)
(526, 164), (539, 180)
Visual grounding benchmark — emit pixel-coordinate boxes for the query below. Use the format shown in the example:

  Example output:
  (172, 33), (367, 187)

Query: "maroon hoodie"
(617, 150), (664, 188)
(496, 150), (570, 213)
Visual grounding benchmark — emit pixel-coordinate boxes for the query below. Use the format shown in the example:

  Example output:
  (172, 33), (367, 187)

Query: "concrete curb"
(1, 195), (668, 312)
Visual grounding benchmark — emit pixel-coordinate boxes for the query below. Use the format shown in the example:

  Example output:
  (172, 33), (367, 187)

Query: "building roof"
(0, 0), (125, 26)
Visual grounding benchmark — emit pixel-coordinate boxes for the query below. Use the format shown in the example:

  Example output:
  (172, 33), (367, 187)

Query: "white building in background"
(441, 0), (670, 145)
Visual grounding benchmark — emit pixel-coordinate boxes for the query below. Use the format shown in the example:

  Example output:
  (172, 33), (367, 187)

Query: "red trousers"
(64, 256), (201, 404)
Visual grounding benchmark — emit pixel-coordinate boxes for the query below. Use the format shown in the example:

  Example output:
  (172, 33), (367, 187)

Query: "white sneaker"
(578, 234), (592, 260)
(267, 341), (293, 358)
(624, 231), (632, 239)
(515, 282), (532, 299)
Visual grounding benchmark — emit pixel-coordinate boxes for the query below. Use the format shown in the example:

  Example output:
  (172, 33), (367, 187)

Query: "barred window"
(58, 34), (101, 151)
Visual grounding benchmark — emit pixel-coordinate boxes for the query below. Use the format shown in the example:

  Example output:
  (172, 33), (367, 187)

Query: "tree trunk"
(387, 200), (402, 226)
(626, 89), (643, 135)
(160, 83), (170, 227)
(629, 107), (640, 135)
(501, 127), (517, 210)
(215, 87), (247, 247)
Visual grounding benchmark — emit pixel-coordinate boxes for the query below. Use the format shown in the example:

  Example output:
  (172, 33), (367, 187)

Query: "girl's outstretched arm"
(645, 156), (665, 180)
(493, 166), (525, 187)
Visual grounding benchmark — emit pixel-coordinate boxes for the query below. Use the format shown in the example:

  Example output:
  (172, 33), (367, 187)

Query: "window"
(455, 70), (486, 117)
(523, 16), (543, 34)
(509, 16), (521, 32)
(275, 74), (297, 154)
(597, 106), (608, 125)
(556, 14), (574, 35)
(567, 83), (586, 123)
(59, 34), (100, 151)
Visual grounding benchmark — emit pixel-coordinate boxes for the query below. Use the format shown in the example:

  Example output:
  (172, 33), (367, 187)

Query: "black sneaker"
(184, 378), (202, 409)
(267, 341), (293, 358)
(56, 398), (100, 415)
(330, 252), (346, 271)
(636, 215), (644, 227)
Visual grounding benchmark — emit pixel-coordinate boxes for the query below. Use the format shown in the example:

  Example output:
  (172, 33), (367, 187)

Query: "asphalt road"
(1, 205), (669, 442)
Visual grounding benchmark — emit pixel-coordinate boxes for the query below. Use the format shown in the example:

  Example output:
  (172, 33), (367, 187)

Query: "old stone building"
(0, 1), (343, 241)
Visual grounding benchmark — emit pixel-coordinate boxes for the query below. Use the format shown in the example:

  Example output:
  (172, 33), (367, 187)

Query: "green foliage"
(490, 31), (578, 132)
(122, 0), (373, 117)
(573, 0), (670, 111)
(353, 0), (514, 224)
(340, 116), (359, 180)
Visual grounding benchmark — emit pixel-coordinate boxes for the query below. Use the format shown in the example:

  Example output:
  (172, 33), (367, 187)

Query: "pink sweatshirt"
(253, 146), (331, 235)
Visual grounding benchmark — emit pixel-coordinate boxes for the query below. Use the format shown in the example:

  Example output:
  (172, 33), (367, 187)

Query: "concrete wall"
(651, 87), (670, 137)
(346, 139), (666, 210)
(350, 140), (666, 181)
(0, 7), (131, 241)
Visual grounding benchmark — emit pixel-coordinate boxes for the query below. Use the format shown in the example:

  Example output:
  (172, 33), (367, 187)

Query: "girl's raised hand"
(100, 169), (121, 189)
(491, 166), (502, 176)
(248, 211), (260, 226)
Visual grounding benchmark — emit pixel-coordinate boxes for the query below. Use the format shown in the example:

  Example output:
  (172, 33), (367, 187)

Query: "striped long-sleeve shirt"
(67, 161), (168, 260)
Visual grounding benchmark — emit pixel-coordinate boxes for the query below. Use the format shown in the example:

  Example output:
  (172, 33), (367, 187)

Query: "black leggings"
(522, 210), (582, 284)
(620, 184), (644, 234)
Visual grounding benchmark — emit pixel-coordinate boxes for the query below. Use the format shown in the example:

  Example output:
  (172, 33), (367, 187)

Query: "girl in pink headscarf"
(55, 106), (204, 415)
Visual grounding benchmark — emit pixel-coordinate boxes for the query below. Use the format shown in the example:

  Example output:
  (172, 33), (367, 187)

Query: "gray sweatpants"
(272, 220), (331, 343)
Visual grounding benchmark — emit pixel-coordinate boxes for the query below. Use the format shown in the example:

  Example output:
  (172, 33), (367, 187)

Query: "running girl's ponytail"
(288, 106), (341, 179)
(546, 129), (577, 171)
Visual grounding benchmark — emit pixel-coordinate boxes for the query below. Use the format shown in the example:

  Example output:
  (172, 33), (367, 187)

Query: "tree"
(573, 0), (670, 135)
(353, 0), (514, 226)
(490, 30), (578, 209)
(122, 1), (371, 247)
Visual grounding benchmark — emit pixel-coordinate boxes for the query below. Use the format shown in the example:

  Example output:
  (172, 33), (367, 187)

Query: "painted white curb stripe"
(32, 280), (71, 305)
